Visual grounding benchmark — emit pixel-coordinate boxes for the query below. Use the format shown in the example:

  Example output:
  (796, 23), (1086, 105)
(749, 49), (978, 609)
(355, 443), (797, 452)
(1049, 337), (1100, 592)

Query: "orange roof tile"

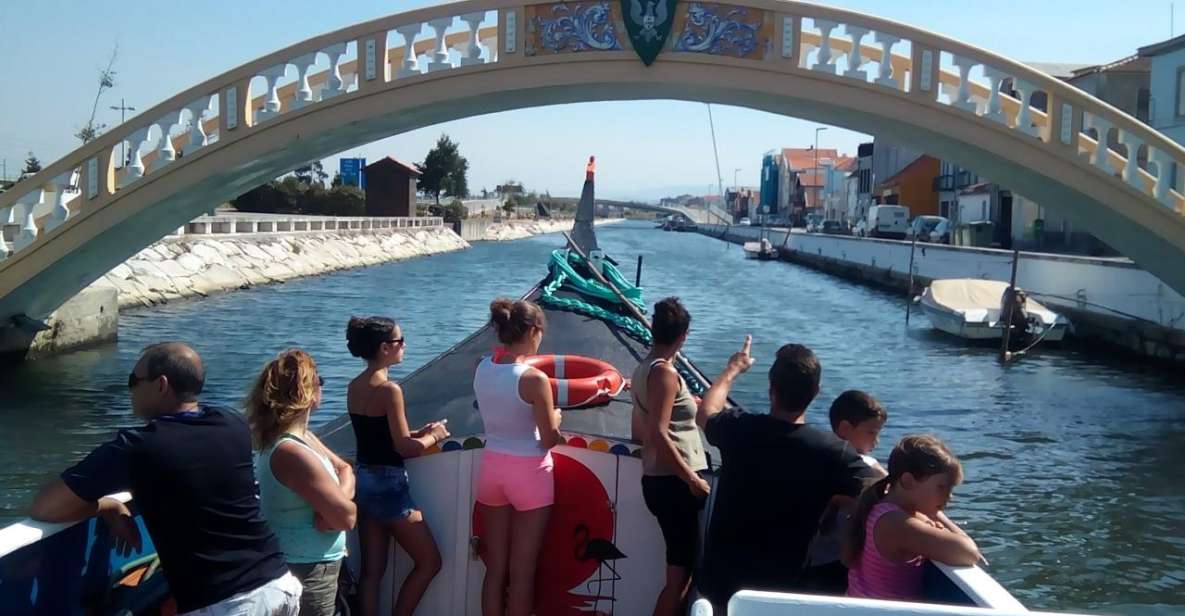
(782, 147), (840, 171)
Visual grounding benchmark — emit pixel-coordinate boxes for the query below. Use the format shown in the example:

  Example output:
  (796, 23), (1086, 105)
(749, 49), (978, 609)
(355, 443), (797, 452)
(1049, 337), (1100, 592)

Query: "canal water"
(1, 221), (1182, 614)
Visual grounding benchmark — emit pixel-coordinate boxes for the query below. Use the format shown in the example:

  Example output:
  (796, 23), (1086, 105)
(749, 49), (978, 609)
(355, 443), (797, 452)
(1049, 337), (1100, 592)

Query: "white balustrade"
(1148, 149), (1175, 205)
(811, 19), (839, 74)
(842, 25), (871, 80)
(1117, 131), (1146, 190)
(14, 207), (38, 251)
(119, 127), (151, 188)
(427, 17), (456, 72)
(395, 22), (426, 78)
(152, 111), (183, 171)
(255, 65), (288, 123)
(871, 32), (901, 89)
(186, 95), (216, 151)
(460, 12), (487, 66)
(980, 66), (1007, 123)
(1009, 78), (1042, 139)
(291, 53), (318, 110)
(950, 55), (978, 112)
(321, 43), (348, 100)
(45, 170), (80, 233)
(1084, 114), (1117, 174)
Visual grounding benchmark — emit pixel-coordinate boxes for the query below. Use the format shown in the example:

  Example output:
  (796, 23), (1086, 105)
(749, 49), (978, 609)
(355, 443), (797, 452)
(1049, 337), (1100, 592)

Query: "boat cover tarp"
(926, 278), (1058, 324)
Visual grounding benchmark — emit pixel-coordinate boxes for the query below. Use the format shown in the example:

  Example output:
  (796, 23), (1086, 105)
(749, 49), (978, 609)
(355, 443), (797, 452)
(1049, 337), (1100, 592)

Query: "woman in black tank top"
(346, 316), (450, 616)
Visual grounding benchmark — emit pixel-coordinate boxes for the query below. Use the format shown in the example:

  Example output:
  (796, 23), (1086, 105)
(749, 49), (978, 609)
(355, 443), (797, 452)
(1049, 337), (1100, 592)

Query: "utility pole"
(814, 126), (828, 220)
(110, 98), (136, 166)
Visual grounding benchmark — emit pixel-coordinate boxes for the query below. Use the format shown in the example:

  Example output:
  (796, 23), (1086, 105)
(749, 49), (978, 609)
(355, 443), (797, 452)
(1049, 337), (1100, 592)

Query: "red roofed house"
(364, 157), (421, 217)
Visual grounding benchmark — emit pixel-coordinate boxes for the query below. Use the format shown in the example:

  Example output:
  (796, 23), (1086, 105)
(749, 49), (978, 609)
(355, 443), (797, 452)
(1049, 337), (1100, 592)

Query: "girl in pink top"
(843, 435), (982, 601)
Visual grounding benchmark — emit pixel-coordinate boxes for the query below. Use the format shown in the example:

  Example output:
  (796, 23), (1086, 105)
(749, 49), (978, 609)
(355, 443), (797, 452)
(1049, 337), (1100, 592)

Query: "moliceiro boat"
(0, 162), (1091, 616)
(919, 279), (1069, 343)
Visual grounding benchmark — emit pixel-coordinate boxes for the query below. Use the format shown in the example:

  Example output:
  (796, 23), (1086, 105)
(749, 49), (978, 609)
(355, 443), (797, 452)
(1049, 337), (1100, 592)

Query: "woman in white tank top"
(473, 298), (563, 616)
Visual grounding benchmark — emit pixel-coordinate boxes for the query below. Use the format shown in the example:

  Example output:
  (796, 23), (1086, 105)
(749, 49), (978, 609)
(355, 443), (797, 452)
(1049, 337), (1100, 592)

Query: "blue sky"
(0, 1), (1172, 200)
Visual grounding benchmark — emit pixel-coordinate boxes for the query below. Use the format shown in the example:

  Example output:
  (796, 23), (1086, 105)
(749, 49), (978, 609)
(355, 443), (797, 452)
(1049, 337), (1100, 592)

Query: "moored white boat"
(742, 238), (779, 260)
(919, 279), (1068, 342)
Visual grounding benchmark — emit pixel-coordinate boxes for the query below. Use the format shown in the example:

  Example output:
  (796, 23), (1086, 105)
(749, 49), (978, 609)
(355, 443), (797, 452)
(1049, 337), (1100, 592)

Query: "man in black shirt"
(695, 338), (878, 606)
(30, 342), (296, 615)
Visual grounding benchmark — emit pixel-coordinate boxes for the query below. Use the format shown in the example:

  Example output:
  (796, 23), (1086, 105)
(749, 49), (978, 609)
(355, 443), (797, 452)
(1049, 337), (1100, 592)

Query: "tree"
(22, 152), (42, 177)
(76, 45), (119, 144)
(417, 134), (468, 205)
(293, 160), (328, 187)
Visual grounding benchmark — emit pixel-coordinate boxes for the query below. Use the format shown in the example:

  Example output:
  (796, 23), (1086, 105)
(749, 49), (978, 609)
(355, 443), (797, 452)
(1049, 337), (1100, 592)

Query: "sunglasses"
(387, 337), (405, 346)
(317, 375), (325, 387)
(127, 372), (156, 389)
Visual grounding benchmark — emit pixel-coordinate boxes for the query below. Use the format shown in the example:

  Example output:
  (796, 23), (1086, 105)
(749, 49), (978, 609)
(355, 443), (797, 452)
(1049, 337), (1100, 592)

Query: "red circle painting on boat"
(473, 451), (617, 614)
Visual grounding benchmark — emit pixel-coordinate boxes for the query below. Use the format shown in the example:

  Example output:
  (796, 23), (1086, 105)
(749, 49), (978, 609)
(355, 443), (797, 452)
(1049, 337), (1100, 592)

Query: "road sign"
(340, 158), (366, 188)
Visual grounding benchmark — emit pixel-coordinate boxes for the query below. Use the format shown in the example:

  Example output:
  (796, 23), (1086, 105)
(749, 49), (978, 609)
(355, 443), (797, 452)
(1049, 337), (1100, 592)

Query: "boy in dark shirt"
(30, 342), (296, 615)
(695, 338), (878, 607)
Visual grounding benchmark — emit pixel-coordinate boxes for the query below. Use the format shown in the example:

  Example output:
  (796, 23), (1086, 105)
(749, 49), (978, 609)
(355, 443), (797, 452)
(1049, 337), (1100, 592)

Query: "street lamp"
(110, 99), (137, 166)
(814, 126), (828, 219)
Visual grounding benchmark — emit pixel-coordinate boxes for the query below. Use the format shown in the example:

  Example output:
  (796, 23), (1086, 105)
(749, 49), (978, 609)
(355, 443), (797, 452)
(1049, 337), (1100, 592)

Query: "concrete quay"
(699, 225), (1185, 363)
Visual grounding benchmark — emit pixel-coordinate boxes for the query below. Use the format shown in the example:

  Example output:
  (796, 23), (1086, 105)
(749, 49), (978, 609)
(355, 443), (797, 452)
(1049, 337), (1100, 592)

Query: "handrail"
(0, 492), (132, 560)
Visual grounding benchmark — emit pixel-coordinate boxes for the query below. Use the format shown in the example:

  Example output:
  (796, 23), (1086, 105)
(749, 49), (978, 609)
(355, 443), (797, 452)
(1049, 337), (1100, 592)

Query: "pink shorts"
(476, 450), (555, 511)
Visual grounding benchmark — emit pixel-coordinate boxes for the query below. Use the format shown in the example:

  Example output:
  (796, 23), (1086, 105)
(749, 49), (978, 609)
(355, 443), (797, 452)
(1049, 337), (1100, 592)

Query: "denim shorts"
(355, 464), (417, 522)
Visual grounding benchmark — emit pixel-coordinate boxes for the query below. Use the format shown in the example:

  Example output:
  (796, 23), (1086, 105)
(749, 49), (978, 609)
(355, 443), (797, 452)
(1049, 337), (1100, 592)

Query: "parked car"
(738, 217), (751, 226)
(867, 205), (909, 239)
(929, 219), (952, 244)
(852, 220), (869, 237)
(906, 215), (948, 242)
(804, 213), (824, 233)
(820, 220), (849, 235)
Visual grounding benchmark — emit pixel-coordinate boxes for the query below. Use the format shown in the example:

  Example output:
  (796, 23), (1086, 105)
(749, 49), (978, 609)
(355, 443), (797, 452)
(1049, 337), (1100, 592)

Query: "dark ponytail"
(489, 298), (546, 345)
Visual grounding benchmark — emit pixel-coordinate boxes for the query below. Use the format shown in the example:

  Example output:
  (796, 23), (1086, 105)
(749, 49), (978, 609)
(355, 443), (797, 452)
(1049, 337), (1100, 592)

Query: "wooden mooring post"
(905, 235), (918, 324)
(999, 248), (1021, 362)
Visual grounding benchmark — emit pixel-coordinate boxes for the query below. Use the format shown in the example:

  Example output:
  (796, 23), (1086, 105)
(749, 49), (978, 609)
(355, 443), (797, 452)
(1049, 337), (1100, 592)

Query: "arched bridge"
(545, 197), (715, 223)
(4, 0), (1185, 322)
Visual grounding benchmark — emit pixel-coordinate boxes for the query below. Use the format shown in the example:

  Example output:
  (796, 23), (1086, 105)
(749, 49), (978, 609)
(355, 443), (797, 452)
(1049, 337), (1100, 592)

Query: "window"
(1176, 67), (1185, 118)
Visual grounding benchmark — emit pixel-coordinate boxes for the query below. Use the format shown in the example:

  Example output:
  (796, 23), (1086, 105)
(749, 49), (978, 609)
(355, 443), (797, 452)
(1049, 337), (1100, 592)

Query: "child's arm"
(879, 512), (982, 567)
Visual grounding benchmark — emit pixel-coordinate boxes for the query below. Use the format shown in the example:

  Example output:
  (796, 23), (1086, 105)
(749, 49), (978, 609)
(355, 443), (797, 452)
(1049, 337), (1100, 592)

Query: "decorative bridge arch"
(3, 0), (1184, 321)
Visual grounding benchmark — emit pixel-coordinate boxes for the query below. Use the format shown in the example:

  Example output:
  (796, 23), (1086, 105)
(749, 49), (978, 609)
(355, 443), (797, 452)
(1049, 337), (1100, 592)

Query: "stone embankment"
(91, 225), (468, 309)
(458, 217), (625, 241)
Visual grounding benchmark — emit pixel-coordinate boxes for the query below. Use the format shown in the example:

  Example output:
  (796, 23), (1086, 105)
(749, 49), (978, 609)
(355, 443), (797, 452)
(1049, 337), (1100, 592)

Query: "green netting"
(538, 249), (705, 395)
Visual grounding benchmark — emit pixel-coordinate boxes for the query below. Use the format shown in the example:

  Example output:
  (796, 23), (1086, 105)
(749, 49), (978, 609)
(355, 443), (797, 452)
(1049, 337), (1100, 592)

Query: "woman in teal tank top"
(247, 349), (357, 616)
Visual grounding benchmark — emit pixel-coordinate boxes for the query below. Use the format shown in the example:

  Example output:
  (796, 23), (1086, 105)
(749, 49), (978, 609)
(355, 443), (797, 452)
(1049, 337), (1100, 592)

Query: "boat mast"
(571, 155), (599, 254)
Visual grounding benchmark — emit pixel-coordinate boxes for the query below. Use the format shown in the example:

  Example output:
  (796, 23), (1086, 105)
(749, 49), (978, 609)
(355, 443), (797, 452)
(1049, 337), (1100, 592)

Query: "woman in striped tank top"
(842, 435), (982, 601)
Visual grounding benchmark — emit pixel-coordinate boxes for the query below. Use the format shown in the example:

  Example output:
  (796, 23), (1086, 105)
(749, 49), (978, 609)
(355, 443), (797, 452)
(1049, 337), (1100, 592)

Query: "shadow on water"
(0, 221), (1183, 614)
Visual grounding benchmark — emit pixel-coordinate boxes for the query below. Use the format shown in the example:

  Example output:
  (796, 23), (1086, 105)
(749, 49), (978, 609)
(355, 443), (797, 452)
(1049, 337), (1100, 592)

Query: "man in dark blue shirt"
(695, 338), (878, 607)
(30, 342), (296, 615)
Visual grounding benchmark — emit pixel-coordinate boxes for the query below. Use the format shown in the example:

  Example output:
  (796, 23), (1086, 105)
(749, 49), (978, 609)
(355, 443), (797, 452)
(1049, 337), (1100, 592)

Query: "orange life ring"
(523, 354), (627, 408)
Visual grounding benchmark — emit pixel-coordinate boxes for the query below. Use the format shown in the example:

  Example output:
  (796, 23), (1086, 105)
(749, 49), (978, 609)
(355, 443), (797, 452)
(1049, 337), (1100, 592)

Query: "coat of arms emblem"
(622, 0), (678, 65)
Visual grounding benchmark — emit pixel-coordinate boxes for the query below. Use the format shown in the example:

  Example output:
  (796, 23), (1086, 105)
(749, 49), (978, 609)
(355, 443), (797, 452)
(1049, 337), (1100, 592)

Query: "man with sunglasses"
(30, 342), (299, 615)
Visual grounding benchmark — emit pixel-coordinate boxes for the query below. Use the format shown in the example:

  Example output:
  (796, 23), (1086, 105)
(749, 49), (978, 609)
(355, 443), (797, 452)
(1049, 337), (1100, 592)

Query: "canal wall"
(0, 287), (118, 362)
(90, 217), (467, 310)
(455, 217), (625, 242)
(699, 225), (1185, 362)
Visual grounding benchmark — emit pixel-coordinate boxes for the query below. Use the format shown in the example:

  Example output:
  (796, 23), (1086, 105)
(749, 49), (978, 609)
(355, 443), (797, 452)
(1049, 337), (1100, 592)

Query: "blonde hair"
(246, 349), (320, 450)
(842, 434), (963, 565)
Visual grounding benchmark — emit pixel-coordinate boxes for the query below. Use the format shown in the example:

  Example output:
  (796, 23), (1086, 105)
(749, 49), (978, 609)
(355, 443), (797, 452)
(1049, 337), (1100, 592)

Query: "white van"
(867, 205), (910, 239)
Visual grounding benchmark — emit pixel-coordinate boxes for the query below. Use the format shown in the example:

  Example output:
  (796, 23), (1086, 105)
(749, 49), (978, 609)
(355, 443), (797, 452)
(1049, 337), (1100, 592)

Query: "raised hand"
(725, 335), (756, 376)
